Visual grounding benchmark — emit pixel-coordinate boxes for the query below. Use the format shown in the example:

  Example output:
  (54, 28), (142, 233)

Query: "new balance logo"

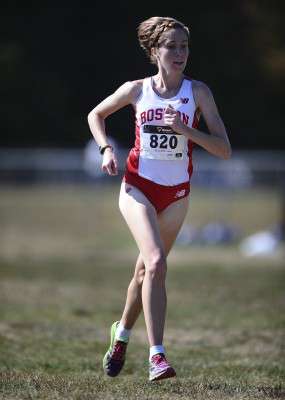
(175, 189), (186, 198)
(180, 98), (189, 104)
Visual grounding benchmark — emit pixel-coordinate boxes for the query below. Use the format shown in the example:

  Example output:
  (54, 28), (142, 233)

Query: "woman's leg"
(120, 253), (144, 330)
(120, 194), (189, 330)
(119, 182), (189, 345)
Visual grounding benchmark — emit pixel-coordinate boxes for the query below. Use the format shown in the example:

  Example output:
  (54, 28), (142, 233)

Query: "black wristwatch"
(99, 144), (113, 155)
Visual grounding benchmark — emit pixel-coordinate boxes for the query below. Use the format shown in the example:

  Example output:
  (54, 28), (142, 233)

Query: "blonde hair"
(138, 16), (190, 64)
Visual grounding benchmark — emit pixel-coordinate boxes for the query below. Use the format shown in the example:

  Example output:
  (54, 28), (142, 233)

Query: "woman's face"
(154, 28), (189, 73)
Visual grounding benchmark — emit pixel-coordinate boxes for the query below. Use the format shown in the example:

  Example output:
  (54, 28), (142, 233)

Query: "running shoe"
(102, 321), (128, 377)
(149, 353), (176, 381)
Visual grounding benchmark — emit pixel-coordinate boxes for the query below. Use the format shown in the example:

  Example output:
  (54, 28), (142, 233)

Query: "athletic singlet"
(126, 76), (200, 186)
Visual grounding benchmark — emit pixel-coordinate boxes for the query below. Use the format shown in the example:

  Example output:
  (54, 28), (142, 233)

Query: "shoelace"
(112, 341), (127, 361)
(151, 353), (168, 366)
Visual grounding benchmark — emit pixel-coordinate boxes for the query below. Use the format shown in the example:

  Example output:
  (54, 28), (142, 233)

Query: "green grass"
(0, 184), (284, 399)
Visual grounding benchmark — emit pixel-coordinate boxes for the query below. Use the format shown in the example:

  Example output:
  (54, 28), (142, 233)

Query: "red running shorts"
(123, 170), (190, 214)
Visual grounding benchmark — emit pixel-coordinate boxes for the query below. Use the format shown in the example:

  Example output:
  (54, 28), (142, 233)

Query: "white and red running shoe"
(149, 353), (176, 381)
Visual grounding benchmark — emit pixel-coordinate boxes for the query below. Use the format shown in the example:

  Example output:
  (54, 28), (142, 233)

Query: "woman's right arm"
(87, 81), (141, 176)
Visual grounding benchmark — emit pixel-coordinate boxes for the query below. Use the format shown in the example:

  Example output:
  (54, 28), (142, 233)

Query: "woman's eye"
(165, 44), (188, 50)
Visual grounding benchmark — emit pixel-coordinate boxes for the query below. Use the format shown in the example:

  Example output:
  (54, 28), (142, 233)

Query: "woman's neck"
(152, 72), (184, 97)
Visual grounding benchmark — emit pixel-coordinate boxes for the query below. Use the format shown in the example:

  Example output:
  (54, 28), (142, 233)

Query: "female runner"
(87, 16), (231, 381)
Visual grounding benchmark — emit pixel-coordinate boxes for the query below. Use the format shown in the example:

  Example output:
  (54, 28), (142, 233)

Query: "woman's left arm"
(164, 80), (232, 159)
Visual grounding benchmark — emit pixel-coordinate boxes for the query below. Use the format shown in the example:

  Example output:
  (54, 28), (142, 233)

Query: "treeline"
(1, 1), (284, 149)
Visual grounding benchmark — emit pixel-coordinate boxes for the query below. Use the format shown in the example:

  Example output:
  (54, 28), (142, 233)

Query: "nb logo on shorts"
(175, 189), (186, 198)
(180, 98), (189, 104)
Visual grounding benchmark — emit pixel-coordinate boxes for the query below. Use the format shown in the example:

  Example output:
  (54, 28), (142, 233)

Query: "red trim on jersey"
(187, 107), (201, 179)
(126, 123), (140, 174)
(183, 77), (198, 181)
(192, 107), (200, 129)
(187, 140), (194, 179)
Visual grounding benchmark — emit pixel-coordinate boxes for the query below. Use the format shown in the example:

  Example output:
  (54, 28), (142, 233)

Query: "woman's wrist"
(99, 144), (113, 155)
(178, 123), (193, 137)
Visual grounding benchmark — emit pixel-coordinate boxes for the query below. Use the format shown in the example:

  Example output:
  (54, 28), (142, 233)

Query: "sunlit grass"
(0, 184), (284, 399)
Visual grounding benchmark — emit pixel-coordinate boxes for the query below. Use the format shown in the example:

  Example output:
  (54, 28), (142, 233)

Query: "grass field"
(0, 184), (284, 399)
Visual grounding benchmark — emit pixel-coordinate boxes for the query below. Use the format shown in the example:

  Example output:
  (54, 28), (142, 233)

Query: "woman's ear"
(151, 47), (159, 60)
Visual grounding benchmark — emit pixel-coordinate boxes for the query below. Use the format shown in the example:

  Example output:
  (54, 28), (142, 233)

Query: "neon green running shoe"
(102, 321), (128, 377)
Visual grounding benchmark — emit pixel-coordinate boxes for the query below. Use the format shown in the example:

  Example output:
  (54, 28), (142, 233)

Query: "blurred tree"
(0, 2), (284, 149)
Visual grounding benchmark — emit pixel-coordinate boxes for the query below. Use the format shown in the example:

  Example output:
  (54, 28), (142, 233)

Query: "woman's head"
(138, 17), (190, 65)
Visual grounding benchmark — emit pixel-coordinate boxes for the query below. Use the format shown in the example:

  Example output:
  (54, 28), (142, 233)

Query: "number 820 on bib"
(140, 125), (186, 161)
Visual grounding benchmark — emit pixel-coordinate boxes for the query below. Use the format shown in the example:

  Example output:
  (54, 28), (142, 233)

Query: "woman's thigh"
(158, 195), (189, 254)
(119, 182), (165, 266)
(133, 195), (189, 280)
(119, 182), (189, 266)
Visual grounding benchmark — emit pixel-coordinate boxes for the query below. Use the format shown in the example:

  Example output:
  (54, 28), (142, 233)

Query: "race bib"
(140, 125), (186, 160)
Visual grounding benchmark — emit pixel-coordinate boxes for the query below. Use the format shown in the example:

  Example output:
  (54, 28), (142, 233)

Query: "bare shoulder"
(116, 79), (143, 104)
(192, 80), (213, 99)
(192, 80), (225, 125)
(192, 80), (219, 113)
(129, 78), (144, 90)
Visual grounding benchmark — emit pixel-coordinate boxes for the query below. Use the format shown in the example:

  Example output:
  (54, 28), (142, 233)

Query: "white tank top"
(126, 76), (199, 186)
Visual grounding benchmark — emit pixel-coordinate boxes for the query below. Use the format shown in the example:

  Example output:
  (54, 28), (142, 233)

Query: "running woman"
(87, 16), (231, 381)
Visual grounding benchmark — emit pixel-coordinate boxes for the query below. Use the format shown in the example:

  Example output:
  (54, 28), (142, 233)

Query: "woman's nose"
(175, 47), (184, 57)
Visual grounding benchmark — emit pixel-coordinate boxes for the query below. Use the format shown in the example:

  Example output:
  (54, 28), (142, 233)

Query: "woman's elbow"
(87, 108), (106, 123)
(87, 110), (94, 125)
(87, 109), (100, 126)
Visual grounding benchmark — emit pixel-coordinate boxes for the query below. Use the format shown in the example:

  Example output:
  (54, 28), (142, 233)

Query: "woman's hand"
(163, 104), (185, 134)
(102, 148), (118, 176)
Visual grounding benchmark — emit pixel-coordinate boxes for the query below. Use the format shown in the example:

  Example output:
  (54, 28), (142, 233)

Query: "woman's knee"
(133, 249), (167, 284)
(134, 266), (145, 285)
(145, 250), (167, 282)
